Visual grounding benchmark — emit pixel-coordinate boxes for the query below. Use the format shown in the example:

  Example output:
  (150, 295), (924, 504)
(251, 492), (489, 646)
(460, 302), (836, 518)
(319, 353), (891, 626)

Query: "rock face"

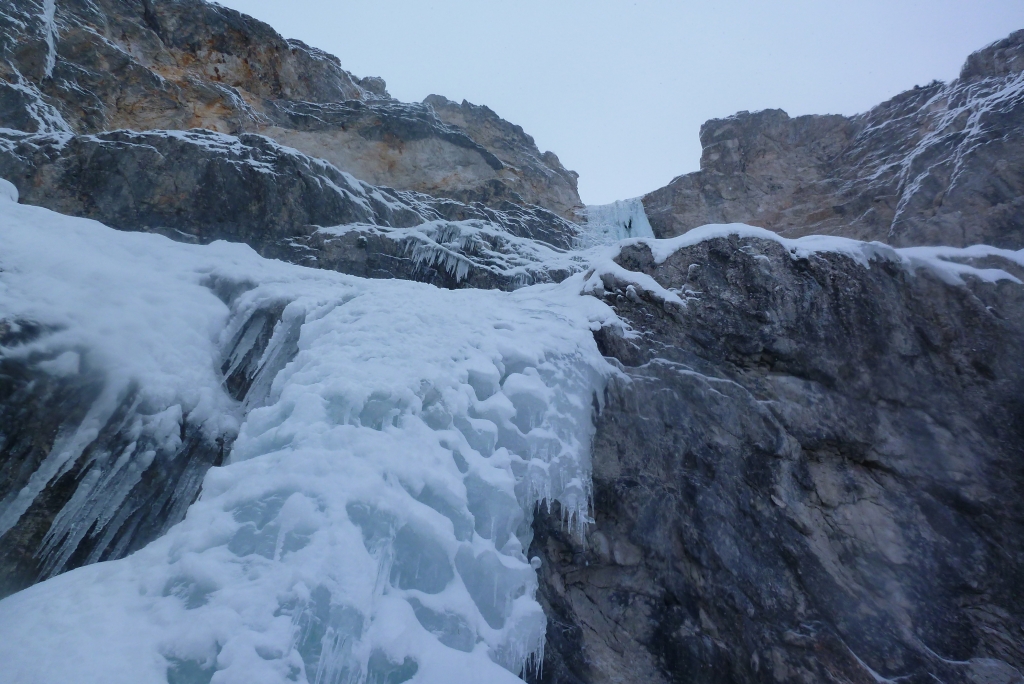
(0, 0), (581, 217)
(530, 236), (1024, 683)
(0, 0), (378, 132)
(642, 30), (1024, 249)
(423, 95), (582, 219)
(0, 128), (580, 289)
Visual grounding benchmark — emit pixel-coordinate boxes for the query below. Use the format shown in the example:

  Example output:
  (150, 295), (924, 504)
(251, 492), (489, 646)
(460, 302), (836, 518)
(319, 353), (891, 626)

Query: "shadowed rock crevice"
(0, 296), (297, 599)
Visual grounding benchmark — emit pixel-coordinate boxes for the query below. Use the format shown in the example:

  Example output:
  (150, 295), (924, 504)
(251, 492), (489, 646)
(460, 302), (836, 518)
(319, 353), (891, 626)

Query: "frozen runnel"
(0, 196), (616, 684)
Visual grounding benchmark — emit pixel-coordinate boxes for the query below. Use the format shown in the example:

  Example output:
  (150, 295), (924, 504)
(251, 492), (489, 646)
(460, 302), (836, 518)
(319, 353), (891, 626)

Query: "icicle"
(41, 0), (58, 78)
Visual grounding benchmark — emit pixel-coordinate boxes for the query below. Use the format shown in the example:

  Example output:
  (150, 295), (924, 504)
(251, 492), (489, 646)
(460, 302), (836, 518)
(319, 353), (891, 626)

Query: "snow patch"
(623, 223), (1024, 286)
(898, 245), (1024, 285)
(0, 177), (17, 202)
(41, 0), (57, 78)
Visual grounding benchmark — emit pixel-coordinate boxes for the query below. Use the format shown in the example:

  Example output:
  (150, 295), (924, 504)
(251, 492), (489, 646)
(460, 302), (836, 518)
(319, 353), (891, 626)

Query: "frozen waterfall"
(0, 195), (617, 684)
(577, 198), (655, 248)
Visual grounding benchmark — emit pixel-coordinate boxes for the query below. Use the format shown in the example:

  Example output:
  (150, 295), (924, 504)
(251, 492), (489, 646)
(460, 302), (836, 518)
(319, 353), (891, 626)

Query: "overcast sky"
(218, 0), (1024, 205)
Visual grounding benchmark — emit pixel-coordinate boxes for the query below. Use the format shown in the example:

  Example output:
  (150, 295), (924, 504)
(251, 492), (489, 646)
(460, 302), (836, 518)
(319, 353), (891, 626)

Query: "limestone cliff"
(642, 30), (1024, 249)
(0, 128), (579, 288)
(0, 0), (582, 217)
(532, 235), (1024, 683)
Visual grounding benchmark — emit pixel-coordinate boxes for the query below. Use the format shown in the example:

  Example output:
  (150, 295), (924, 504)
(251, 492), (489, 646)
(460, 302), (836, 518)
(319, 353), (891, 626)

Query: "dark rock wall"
(531, 236), (1024, 683)
(642, 30), (1024, 249)
(0, 129), (413, 245)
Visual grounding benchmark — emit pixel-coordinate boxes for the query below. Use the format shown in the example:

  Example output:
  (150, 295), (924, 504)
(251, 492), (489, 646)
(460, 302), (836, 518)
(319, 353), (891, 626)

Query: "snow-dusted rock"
(0, 199), (615, 683)
(532, 228), (1024, 683)
(0, 0), (581, 218)
(0, 128), (581, 289)
(642, 30), (1024, 249)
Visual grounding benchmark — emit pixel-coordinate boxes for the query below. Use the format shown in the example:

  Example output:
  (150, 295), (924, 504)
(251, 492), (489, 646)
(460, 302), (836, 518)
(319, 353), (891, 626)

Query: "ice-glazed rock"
(0, 128), (582, 289)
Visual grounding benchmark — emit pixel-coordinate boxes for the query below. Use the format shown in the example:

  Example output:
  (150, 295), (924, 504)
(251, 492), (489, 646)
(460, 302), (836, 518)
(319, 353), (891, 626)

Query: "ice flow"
(578, 198), (655, 247)
(0, 196), (618, 684)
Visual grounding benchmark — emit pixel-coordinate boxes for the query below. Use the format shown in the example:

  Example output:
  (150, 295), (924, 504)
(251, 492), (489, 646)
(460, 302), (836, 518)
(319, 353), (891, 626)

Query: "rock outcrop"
(0, 128), (579, 290)
(423, 95), (582, 219)
(642, 30), (1024, 249)
(532, 235), (1024, 683)
(0, 0), (581, 217)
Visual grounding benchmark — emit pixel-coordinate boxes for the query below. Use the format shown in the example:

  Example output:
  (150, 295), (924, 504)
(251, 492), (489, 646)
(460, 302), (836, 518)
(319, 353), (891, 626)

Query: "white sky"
(218, 0), (1024, 205)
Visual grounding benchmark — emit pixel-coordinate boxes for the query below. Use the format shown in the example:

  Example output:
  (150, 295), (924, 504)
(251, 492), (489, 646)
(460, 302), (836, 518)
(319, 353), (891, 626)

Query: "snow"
(0, 193), (616, 684)
(633, 223), (898, 266)
(0, 202), (242, 548)
(0, 177), (16, 202)
(897, 244), (1024, 285)
(613, 223), (1024, 287)
(41, 0), (57, 78)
